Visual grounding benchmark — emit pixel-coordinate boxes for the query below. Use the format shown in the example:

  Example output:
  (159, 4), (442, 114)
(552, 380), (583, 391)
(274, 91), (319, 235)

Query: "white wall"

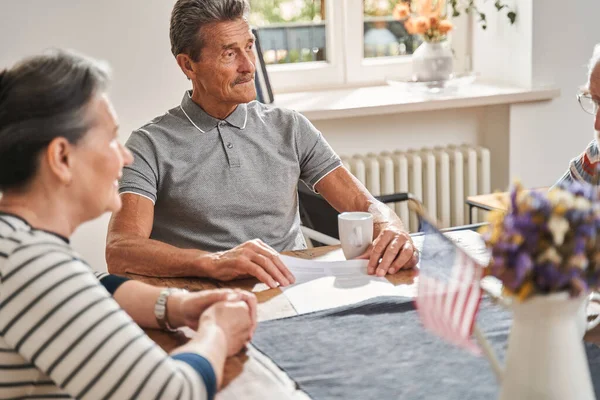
(314, 108), (482, 156)
(472, 0), (600, 188)
(513, 0), (600, 187)
(0, 0), (187, 271)
(0, 0), (596, 271)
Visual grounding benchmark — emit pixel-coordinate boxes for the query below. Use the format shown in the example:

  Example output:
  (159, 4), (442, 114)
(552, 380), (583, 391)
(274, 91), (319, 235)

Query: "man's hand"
(358, 223), (419, 276)
(202, 239), (295, 288)
(169, 289), (258, 333)
(313, 167), (417, 276)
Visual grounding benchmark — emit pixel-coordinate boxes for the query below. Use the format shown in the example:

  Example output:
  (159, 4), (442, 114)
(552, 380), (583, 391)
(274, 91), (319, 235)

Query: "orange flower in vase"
(429, 15), (439, 29)
(395, 0), (452, 43)
(413, 16), (431, 35)
(437, 19), (454, 35)
(392, 3), (411, 20)
(404, 18), (417, 35)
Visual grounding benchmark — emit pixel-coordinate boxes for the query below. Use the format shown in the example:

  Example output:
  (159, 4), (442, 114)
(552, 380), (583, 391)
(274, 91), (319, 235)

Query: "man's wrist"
(191, 251), (218, 278)
(375, 220), (405, 233)
(373, 220), (391, 236)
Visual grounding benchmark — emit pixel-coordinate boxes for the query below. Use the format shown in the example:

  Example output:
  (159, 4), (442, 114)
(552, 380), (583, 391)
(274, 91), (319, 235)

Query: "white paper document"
(279, 229), (489, 315)
(280, 255), (402, 314)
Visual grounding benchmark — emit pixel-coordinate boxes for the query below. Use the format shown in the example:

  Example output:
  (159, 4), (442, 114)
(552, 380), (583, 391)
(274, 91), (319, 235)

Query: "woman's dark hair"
(0, 49), (110, 191)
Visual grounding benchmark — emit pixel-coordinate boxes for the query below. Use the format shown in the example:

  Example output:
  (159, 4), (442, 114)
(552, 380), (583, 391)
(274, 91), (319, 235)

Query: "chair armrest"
(375, 192), (415, 204)
(300, 226), (341, 246)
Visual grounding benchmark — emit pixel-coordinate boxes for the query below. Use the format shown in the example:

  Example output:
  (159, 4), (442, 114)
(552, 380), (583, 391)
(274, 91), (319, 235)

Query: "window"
(249, 0), (468, 93)
(362, 0), (421, 59)
(249, 1), (326, 65)
(250, 0), (345, 90)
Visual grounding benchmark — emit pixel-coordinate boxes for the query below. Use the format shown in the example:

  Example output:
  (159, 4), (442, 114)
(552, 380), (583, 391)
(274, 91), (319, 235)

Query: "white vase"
(498, 292), (595, 400)
(411, 40), (453, 82)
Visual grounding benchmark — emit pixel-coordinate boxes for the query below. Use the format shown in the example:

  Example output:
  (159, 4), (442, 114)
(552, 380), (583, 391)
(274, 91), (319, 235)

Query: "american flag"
(415, 218), (485, 354)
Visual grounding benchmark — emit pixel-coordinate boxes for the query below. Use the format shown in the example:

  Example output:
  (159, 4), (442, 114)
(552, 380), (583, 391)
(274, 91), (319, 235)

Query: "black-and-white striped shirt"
(0, 213), (215, 400)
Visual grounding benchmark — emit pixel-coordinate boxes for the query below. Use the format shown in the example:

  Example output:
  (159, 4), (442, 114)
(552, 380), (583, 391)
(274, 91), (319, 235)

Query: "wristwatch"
(154, 288), (187, 332)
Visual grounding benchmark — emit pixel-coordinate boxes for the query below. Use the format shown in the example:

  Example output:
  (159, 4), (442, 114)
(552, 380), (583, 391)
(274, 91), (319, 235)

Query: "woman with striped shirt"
(0, 50), (257, 399)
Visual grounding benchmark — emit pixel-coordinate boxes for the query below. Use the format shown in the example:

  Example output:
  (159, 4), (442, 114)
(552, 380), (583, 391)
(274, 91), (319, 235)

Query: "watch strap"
(154, 288), (183, 332)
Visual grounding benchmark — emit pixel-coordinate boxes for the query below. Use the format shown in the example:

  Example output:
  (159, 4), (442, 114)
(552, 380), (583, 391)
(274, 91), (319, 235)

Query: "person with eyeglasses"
(557, 44), (600, 185)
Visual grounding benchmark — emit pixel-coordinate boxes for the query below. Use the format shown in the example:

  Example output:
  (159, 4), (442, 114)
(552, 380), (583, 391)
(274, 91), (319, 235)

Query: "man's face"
(190, 18), (256, 105)
(590, 64), (600, 133)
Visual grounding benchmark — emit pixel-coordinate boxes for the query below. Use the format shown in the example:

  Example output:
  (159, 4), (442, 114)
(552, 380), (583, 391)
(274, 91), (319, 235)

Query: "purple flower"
(575, 237), (586, 254)
(568, 180), (598, 201)
(533, 263), (569, 292)
(514, 252), (533, 284)
(510, 185), (519, 214)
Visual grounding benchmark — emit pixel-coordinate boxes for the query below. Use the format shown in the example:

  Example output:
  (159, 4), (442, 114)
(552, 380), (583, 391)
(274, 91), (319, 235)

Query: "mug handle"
(587, 292), (600, 331)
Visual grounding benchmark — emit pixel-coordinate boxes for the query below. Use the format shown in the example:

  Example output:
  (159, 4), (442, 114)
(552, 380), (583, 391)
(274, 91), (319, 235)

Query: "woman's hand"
(200, 300), (254, 356)
(169, 289), (257, 332)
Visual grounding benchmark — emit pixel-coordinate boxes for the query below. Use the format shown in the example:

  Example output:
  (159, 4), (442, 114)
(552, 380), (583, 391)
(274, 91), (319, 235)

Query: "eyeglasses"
(577, 93), (600, 115)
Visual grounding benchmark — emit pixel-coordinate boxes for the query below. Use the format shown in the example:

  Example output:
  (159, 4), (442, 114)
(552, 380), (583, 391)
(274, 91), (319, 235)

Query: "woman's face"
(70, 95), (133, 218)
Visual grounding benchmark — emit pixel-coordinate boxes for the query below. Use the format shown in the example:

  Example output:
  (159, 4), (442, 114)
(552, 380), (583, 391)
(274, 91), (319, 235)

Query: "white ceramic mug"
(577, 291), (600, 338)
(338, 212), (373, 260)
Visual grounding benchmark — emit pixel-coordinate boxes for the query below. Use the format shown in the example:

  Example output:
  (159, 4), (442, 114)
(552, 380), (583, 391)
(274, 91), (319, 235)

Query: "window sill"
(271, 81), (560, 121)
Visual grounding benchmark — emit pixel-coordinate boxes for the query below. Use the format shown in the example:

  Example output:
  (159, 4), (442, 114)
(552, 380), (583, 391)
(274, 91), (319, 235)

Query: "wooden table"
(129, 243), (600, 398)
(466, 187), (550, 224)
(128, 245), (417, 397)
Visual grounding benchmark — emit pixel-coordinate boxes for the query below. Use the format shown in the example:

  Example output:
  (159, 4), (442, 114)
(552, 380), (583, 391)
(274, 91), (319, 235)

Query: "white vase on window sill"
(411, 40), (454, 82)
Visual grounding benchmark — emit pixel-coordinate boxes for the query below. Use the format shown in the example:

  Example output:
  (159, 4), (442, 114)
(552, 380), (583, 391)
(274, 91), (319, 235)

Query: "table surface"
(130, 245), (417, 396)
(466, 192), (510, 212)
(466, 187), (550, 212)
(130, 243), (600, 398)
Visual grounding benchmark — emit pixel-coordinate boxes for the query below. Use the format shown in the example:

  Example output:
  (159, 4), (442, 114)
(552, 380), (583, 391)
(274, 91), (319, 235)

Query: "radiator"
(341, 145), (491, 232)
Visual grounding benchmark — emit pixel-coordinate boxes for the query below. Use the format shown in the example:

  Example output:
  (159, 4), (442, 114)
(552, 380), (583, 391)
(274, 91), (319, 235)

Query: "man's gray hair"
(589, 44), (600, 81)
(170, 0), (250, 61)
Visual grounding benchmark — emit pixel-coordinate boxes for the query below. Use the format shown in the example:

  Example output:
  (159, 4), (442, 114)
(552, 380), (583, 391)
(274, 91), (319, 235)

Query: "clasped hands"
(167, 288), (257, 356)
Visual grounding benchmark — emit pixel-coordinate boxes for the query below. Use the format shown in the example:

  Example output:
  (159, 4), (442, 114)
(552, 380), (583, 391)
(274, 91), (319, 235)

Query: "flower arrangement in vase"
(393, 0), (454, 44)
(393, 0), (454, 81)
(482, 181), (600, 300)
(392, 0), (517, 82)
(478, 181), (600, 400)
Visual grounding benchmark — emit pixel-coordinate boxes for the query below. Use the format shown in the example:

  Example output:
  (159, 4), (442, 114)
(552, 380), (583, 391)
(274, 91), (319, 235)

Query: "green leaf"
(494, 1), (506, 11)
(507, 11), (517, 24)
(482, 24), (487, 30)
(453, 10), (460, 17)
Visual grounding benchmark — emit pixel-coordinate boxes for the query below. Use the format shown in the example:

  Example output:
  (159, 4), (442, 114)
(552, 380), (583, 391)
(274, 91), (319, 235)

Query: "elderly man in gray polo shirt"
(106, 0), (418, 288)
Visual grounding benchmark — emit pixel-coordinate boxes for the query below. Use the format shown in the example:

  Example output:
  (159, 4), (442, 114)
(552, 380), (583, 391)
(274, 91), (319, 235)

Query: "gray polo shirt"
(119, 91), (342, 253)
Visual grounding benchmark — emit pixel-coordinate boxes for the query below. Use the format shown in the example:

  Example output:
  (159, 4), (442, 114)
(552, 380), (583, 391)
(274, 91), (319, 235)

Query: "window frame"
(345, 0), (471, 85)
(261, 0), (471, 93)
(262, 0), (346, 93)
